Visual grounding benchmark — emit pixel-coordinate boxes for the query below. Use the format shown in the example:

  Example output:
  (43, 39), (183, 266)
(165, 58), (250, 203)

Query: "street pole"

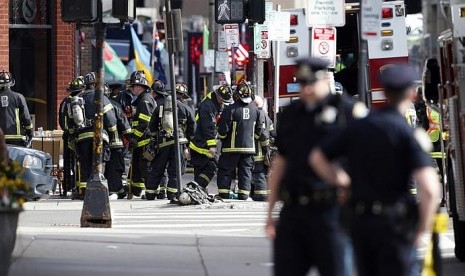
(273, 5), (281, 126)
(165, 0), (183, 198)
(80, 19), (111, 228)
(209, 0), (216, 91)
(357, 8), (369, 107)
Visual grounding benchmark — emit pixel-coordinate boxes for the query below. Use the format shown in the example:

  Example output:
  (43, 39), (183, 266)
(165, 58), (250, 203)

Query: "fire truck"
(270, 1), (409, 109)
(437, 0), (465, 261)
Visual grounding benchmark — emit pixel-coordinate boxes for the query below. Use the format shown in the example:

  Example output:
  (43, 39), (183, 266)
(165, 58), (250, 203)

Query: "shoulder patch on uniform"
(320, 106), (338, 123)
(414, 128), (433, 152)
(352, 102), (369, 119)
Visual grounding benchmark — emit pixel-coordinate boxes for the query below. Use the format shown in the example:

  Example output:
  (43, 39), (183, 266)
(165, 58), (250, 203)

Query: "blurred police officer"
(311, 63), (440, 276)
(266, 58), (366, 276)
(0, 71), (33, 147)
(146, 83), (196, 200)
(104, 84), (132, 199)
(58, 76), (86, 195)
(216, 83), (267, 200)
(189, 85), (234, 190)
(250, 95), (274, 201)
(127, 70), (156, 197)
(70, 73), (118, 199)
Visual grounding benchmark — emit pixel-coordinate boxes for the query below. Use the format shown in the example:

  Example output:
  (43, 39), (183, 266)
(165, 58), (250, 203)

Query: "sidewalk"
(10, 200), (273, 276)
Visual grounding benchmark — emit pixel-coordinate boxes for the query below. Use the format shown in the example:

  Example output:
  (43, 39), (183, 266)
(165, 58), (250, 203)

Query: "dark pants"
(146, 145), (185, 199)
(130, 146), (148, 196)
(76, 139), (93, 193)
(6, 139), (25, 147)
(351, 215), (415, 276)
(191, 150), (217, 189)
(274, 204), (344, 276)
(251, 161), (268, 201)
(105, 148), (125, 193)
(217, 153), (253, 200)
(63, 141), (76, 195)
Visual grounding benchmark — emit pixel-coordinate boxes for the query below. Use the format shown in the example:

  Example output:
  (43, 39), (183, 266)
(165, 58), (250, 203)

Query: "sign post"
(311, 27), (337, 68)
(268, 6), (290, 125)
(361, 0), (382, 40)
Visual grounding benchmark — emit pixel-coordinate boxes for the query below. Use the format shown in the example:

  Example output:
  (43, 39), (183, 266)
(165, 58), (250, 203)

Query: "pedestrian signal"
(215, 0), (246, 24)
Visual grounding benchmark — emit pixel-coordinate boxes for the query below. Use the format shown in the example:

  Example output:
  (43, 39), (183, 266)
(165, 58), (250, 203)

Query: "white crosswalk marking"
(112, 207), (273, 237)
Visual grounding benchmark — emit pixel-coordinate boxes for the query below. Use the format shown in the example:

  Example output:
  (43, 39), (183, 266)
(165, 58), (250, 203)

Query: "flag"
(203, 24), (209, 53)
(103, 42), (128, 81)
(130, 27), (154, 85)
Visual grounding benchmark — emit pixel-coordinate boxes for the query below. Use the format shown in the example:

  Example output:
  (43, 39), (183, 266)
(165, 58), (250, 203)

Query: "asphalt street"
(8, 174), (465, 276)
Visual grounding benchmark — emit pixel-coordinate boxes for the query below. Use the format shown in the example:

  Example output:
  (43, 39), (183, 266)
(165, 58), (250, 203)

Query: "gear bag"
(179, 182), (220, 205)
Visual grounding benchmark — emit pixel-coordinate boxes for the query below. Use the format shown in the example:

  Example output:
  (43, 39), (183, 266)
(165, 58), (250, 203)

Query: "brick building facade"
(1, 0), (76, 130)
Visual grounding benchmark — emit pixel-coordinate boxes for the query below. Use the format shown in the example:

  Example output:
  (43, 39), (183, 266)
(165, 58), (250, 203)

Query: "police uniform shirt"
(275, 93), (359, 193)
(320, 107), (432, 203)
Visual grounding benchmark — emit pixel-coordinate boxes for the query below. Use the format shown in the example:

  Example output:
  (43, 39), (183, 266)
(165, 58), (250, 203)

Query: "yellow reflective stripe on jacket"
(254, 190), (268, 195)
(159, 138), (188, 148)
(139, 113), (151, 122)
(137, 139), (151, 147)
(231, 122), (237, 149)
(430, 152), (446, 159)
(195, 113), (199, 121)
(206, 139), (217, 147)
(132, 121), (139, 127)
(4, 134), (26, 140)
(133, 129), (144, 137)
(25, 124), (33, 130)
(103, 104), (113, 114)
(218, 189), (230, 194)
(189, 142), (212, 157)
(254, 144), (264, 161)
(108, 125), (117, 131)
(222, 147), (256, 153)
(15, 108), (20, 135)
(77, 132), (109, 142)
(124, 128), (133, 134)
(260, 140), (270, 147)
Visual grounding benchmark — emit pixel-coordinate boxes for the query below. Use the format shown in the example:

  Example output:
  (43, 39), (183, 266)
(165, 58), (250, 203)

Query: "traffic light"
(215, 0), (246, 24)
(247, 0), (265, 24)
(112, 0), (136, 22)
(61, 0), (98, 22)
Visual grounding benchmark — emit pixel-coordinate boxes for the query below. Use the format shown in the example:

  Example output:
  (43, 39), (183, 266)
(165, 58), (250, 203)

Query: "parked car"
(7, 145), (57, 200)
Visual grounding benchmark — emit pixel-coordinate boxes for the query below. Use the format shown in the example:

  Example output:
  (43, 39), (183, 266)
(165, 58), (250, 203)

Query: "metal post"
(209, 0), (216, 91)
(80, 19), (111, 228)
(165, 0), (183, 197)
(357, 8), (369, 107)
(273, 5), (281, 125)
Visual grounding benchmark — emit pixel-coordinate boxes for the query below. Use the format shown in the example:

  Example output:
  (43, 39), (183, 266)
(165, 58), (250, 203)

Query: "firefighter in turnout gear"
(146, 83), (196, 200)
(127, 70), (157, 197)
(189, 85), (234, 189)
(251, 95), (274, 201)
(104, 84), (132, 198)
(151, 80), (169, 107)
(216, 83), (268, 200)
(58, 76), (86, 195)
(0, 71), (33, 147)
(70, 75), (118, 198)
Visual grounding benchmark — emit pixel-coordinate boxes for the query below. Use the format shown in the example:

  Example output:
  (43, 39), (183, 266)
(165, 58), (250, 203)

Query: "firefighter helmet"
(0, 71), (15, 88)
(175, 83), (191, 100)
(236, 82), (253, 104)
(178, 191), (192, 205)
(128, 70), (150, 89)
(215, 85), (234, 104)
(84, 72), (96, 86)
(151, 80), (168, 96)
(67, 76), (86, 93)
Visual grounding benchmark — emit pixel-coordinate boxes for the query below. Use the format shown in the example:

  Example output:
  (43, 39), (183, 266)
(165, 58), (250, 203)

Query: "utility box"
(61, 0), (98, 22)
